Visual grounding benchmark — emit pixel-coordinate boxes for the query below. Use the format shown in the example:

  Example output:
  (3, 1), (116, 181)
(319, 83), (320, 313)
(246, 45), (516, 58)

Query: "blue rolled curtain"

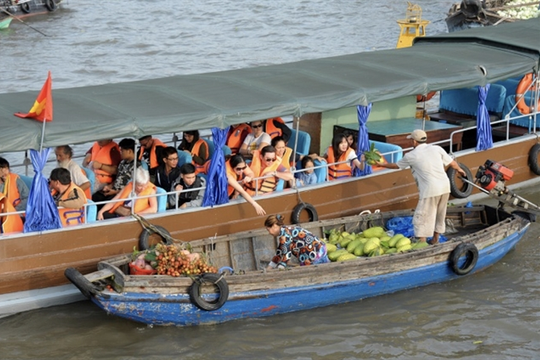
(476, 84), (493, 151)
(354, 103), (373, 176)
(24, 148), (62, 232)
(202, 127), (230, 207)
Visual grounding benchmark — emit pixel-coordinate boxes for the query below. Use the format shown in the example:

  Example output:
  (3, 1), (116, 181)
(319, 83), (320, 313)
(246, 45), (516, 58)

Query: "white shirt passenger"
(243, 132), (271, 152)
(396, 143), (453, 199)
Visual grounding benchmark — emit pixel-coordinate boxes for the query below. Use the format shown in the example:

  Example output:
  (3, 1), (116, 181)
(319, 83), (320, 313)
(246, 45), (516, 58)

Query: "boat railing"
(447, 112), (539, 155)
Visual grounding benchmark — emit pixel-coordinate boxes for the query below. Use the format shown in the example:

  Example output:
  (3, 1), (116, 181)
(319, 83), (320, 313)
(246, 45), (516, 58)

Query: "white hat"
(407, 129), (427, 142)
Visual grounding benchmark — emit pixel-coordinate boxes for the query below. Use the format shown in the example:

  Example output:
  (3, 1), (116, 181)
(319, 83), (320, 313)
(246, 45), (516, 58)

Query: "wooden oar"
(0, 7), (48, 36)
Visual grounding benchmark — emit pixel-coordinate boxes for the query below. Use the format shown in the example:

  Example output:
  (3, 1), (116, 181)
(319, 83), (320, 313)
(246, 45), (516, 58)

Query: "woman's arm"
(139, 188), (158, 214)
(227, 173), (266, 216)
(97, 191), (123, 220)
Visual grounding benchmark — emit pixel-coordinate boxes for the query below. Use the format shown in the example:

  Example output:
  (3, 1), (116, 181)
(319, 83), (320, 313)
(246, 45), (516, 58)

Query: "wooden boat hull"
(69, 205), (530, 326)
(1, 135), (539, 318)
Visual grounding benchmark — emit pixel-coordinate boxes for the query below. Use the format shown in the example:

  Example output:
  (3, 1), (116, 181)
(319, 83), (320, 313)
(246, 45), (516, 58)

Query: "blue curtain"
(202, 127), (230, 207)
(476, 84), (493, 151)
(24, 148), (62, 232)
(354, 104), (373, 176)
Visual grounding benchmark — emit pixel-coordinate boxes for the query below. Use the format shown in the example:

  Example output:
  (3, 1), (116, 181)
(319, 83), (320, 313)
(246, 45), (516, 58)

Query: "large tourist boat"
(0, 17), (539, 318)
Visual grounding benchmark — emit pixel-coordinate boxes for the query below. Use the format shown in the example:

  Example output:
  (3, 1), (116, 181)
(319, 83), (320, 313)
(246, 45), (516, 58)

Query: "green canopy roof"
(0, 18), (539, 152)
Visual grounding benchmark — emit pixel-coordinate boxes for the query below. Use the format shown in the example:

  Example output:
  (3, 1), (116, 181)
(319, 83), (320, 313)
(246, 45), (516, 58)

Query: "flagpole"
(39, 117), (47, 152)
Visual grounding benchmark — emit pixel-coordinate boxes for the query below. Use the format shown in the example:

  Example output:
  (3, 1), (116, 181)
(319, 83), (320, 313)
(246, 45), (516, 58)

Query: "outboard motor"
(475, 159), (514, 195)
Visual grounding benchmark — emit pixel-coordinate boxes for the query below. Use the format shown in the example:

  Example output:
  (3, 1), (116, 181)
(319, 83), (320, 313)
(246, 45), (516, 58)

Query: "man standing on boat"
(377, 129), (466, 244)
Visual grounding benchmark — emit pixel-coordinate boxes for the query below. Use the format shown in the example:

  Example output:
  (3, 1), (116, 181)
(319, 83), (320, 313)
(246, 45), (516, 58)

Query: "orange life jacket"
(0, 194), (23, 234)
(265, 117), (285, 139)
(244, 150), (280, 195)
(91, 141), (120, 184)
(109, 182), (156, 215)
(327, 146), (354, 180)
(138, 138), (166, 169)
(56, 183), (88, 227)
(80, 168), (92, 199)
(191, 139), (209, 175)
(227, 124), (252, 154)
(226, 160), (245, 198)
(1, 173), (22, 208)
(278, 147), (292, 171)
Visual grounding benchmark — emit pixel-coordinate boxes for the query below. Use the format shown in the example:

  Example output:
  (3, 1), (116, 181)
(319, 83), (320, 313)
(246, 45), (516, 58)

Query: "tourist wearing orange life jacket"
(137, 135), (167, 179)
(83, 139), (122, 192)
(239, 121), (272, 159)
(226, 154), (266, 216)
(0, 193), (24, 234)
(177, 130), (209, 175)
(55, 145), (92, 199)
(317, 133), (365, 181)
(244, 145), (294, 196)
(226, 123), (252, 155)
(0, 157), (29, 212)
(97, 167), (157, 220)
(264, 117), (292, 142)
(49, 168), (88, 227)
(92, 138), (137, 211)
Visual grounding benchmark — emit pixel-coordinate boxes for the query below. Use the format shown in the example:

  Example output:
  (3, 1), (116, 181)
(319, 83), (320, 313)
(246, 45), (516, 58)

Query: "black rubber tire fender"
(447, 162), (473, 199)
(64, 267), (100, 299)
(45, 0), (57, 11)
(449, 243), (479, 276)
(528, 143), (540, 176)
(189, 273), (229, 311)
(138, 225), (173, 250)
(20, 2), (31, 13)
(291, 202), (318, 224)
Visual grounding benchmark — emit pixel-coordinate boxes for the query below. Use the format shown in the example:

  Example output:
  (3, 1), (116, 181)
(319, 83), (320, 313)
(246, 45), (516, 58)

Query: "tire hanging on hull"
(189, 273), (229, 311)
(449, 243), (478, 275)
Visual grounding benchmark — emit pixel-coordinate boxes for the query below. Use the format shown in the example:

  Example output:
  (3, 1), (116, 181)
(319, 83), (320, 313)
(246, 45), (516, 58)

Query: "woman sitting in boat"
(271, 136), (293, 171)
(226, 154), (266, 216)
(313, 133), (364, 181)
(177, 130), (209, 175)
(97, 167), (157, 220)
(265, 214), (329, 269)
(239, 120), (272, 159)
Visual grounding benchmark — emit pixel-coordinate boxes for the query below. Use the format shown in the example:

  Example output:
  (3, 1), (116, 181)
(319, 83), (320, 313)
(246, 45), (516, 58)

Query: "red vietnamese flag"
(14, 71), (53, 122)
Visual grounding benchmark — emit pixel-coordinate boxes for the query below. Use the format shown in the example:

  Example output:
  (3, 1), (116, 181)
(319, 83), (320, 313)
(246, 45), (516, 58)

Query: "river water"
(2, 1), (540, 359)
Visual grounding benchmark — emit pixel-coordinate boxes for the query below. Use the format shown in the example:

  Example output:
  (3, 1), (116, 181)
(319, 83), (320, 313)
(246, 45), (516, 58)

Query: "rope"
(131, 213), (182, 245)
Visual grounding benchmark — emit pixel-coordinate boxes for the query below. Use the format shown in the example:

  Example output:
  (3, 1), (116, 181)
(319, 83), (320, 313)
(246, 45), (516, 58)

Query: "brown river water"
(2, 1), (540, 359)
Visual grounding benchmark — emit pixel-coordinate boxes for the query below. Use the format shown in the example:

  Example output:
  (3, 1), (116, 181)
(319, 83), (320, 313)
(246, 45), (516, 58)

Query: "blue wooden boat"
(65, 205), (531, 326)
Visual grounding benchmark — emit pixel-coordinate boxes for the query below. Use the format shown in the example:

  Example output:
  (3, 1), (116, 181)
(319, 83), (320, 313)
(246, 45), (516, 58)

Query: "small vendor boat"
(65, 204), (531, 326)
(0, 0), (62, 21)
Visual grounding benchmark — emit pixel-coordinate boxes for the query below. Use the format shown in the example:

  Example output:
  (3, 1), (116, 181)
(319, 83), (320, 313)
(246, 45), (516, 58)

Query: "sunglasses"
(264, 158), (276, 162)
(235, 166), (247, 171)
(251, 124), (263, 128)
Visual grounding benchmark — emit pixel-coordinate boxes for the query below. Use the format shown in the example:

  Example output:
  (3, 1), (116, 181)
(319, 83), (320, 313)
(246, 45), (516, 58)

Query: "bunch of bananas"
(364, 143), (382, 166)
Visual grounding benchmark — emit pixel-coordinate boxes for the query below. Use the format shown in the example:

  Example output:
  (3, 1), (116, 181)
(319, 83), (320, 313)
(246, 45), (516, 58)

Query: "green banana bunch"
(364, 143), (382, 166)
